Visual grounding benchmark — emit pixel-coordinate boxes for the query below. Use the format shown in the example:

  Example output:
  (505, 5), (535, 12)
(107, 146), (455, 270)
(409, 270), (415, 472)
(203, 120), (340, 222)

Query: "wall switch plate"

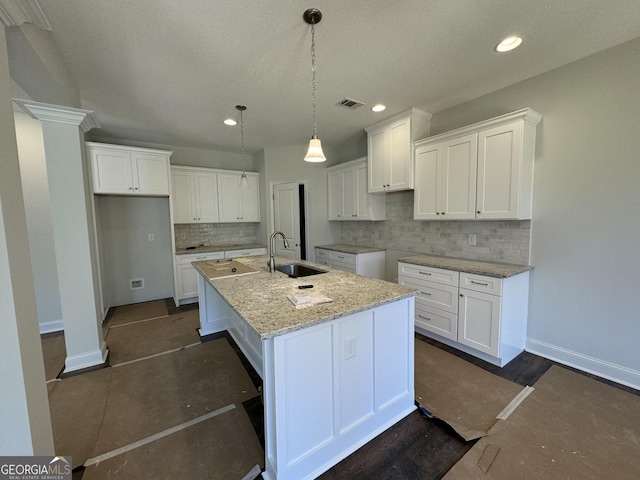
(468, 234), (477, 246)
(344, 336), (356, 360)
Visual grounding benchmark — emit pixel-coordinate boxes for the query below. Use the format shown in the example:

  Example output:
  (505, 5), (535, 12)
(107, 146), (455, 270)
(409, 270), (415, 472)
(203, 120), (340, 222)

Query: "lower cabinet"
(398, 262), (529, 367)
(175, 248), (266, 305)
(315, 248), (385, 279)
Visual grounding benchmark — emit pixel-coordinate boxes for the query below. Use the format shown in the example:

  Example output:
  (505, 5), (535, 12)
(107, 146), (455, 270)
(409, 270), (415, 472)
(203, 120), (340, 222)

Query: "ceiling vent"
(336, 98), (365, 110)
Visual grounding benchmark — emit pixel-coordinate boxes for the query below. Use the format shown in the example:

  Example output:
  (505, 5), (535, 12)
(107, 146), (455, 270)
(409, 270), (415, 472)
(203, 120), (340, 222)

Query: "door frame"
(270, 180), (310, 261)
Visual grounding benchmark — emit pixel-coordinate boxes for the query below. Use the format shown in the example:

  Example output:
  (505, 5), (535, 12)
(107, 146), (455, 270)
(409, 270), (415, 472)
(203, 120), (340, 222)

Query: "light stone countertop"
(175, 243), (266, 255)
(316, 244), (386, 255)
(193, 255), (416, 339)
(398, 254), (532, 278)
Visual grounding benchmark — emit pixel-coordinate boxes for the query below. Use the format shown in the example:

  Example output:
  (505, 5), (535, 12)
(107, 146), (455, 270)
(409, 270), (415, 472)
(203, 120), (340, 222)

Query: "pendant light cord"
(239, 107), (246, 174)
(310, 19), (318, 138)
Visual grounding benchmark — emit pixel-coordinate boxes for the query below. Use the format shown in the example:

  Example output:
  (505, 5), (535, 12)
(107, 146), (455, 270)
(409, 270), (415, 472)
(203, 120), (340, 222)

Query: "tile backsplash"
(341, 192), (531, 265)
(174, 223), (259, 250)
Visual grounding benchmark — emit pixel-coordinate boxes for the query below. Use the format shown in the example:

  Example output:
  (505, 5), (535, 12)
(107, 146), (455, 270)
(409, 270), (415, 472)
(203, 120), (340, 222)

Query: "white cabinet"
(315, 248), (385, 279)
(88, 142), (171, 196)
(413, 108), (541, 220)
(175, 251), (225, 302)
(327, 158), (385, 221)
(398, 262), (529, 367)
(414, 133), (478, 220)
(171, 167), (219, 223)
(217, 172), (260, 222)
(365, 108), (431, 193)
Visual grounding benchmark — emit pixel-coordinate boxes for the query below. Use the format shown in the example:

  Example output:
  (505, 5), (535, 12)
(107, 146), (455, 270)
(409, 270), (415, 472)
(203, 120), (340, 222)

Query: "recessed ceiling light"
(371, 104), (386, 112)
(223, 118), (237, 126)
(495, 35), (523, 53)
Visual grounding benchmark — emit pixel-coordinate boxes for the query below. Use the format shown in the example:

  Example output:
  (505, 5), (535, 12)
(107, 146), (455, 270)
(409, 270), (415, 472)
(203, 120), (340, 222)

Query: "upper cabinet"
(217, 172), (260, 223)
(327, 158), (385, 221)
(413, 108), (542, 221)
(171, 167), (219, 223)
(365, 108), (431, 193)
(87, 142), (171, 196)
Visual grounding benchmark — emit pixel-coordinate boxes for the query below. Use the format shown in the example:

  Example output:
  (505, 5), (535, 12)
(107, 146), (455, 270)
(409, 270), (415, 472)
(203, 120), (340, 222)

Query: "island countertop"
(193, 255), (416, 339)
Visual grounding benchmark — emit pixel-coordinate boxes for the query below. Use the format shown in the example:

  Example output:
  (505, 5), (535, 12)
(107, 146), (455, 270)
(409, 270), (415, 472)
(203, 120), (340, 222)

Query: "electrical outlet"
(180, 232), (187, 240)
(239, 229), (244, 237)
(148, 233), (154, 241)
(344, 336), (356, 360)
(468, 234), (477, 246)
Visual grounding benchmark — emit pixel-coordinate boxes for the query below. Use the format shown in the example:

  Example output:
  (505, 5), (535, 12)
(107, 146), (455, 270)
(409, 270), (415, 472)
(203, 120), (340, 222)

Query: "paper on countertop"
(287, 291), (333, 308)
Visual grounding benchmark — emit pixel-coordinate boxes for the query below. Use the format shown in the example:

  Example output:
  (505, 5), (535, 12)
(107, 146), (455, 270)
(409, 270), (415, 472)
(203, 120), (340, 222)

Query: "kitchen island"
(194, 256), (417, 480)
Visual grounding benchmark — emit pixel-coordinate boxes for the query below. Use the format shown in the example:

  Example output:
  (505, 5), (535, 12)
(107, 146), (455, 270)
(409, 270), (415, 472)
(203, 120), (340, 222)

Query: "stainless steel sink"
(275, 263), (327, 278)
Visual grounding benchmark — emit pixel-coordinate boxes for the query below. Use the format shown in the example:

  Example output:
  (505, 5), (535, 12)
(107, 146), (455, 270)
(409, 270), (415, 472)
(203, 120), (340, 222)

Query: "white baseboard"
(64, 342), (108, 373)
(526, 338), (640, 391)
(39, 319), (64, 334)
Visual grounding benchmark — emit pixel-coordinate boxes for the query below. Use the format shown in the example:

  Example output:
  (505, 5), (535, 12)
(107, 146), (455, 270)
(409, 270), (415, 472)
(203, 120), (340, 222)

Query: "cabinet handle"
(460, 294), (464, 297)
(477, 211), (481, 214)
(423, 292), (431, 296)
(337, 214), (341, 217)
(129, 187), (134, 190)
(436, 212), (440, 215)
(337, 255), (345, 259)
(419, 271), (432, 275)
(470, 280), (489, 286)
(417, 314), (431, 321)
(441, 212), (445, 215)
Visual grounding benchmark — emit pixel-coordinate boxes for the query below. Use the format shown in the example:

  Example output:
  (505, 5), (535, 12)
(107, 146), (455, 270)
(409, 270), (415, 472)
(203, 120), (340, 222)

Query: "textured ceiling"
(38, 0), (640, 153)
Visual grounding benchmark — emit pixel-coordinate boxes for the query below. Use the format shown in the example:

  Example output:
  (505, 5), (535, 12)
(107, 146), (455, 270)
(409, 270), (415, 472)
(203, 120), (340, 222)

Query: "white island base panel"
(197, 276), (416, 480)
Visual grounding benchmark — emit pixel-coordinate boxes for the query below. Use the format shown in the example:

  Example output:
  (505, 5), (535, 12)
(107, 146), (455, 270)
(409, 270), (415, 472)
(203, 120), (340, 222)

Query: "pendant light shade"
(303, 8), (326, 163)
(304, 136), (326, 162)
(236, 105), (250, 188)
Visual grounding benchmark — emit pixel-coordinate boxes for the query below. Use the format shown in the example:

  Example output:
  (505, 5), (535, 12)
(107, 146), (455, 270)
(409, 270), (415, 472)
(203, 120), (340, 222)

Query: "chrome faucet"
(268, 231), (290, 273)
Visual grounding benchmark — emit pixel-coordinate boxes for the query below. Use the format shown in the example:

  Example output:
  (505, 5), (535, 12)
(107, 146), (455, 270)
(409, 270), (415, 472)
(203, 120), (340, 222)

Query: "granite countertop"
(398, 254), (532, 278)
(316, 244), (386, 255)
(175, 243), (266, 255)
(193, 255), (416, 339)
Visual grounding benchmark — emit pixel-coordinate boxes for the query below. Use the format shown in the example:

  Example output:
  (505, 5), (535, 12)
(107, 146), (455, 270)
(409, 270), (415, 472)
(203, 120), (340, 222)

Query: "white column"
(0, 22), (54, 455)
(15, 99), (108, 372)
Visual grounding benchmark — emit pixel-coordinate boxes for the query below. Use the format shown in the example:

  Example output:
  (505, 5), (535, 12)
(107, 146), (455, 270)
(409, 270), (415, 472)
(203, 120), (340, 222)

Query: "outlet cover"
(344, 336), (356, 360)
(468, 234), (477, 246)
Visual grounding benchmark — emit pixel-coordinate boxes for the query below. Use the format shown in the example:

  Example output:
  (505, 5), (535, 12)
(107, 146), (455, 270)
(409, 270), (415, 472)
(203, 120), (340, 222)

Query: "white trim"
(0, 0), (51, 29)
(39, 319), (63, 334)
(526, 338), (640, 391)
(13, 99), (100, 132)
(63, 343), (108, 373)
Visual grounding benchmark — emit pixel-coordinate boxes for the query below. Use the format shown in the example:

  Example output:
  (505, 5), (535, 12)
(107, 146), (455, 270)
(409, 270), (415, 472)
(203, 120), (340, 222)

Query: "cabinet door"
(414, 304), (458, 341)
(90, 148), (133, 194)
(477, 121), (522, 219)
(354, 163), (372, 220)
(387, 117), (412, 191)
(217, 173), (241, 222)
(177, 263), (199, 299)
(131, 152), (170, 195)
(342, 168), (356, 218)
(171, 170), (196, 223)
(368, 128), (388, 193)
(458, 288), (500, 357)
(441, 133), (477, 220)
(194, 172), (219, 222)
(414, 144), (441, 220)
(327, 170), (344, 220)
(239, 174), (260, 222)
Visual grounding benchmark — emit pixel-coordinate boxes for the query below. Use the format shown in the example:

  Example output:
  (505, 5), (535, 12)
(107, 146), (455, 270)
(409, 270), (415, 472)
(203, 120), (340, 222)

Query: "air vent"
(336, 98), (365, 110)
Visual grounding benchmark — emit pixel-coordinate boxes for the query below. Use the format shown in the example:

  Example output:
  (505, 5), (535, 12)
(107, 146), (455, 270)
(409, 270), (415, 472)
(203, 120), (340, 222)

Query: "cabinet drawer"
(460, 273), (502, 295)
(315, 248), (329, 259)
(329, 260), (356, 274)
(176, 251), (225, 265)
(399, 277), (458, 314)
(225, 247), (266, 258)
(414, 304), (458, 341)
(398, 262), (459, 286)
(329, 251), (356, 265)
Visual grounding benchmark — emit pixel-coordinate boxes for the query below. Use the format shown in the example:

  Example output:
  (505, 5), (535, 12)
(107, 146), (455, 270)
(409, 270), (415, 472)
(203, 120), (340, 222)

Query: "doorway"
(272, 182), (308, 260)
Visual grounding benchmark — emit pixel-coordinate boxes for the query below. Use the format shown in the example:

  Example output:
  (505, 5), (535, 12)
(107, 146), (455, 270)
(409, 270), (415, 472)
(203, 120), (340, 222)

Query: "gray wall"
(97, 196), (173, 306)
(427, 38), (640, 388)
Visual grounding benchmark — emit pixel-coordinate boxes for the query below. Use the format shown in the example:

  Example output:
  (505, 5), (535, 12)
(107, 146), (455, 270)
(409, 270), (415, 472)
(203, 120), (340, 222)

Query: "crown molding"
(13, 99), (100, 132)
(0, 0), (51, 30)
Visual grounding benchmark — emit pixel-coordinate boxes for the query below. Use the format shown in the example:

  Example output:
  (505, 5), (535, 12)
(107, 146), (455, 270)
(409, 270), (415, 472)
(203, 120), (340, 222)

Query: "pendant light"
(303, 8), (326, 163)
(236, 105), (250, 188)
